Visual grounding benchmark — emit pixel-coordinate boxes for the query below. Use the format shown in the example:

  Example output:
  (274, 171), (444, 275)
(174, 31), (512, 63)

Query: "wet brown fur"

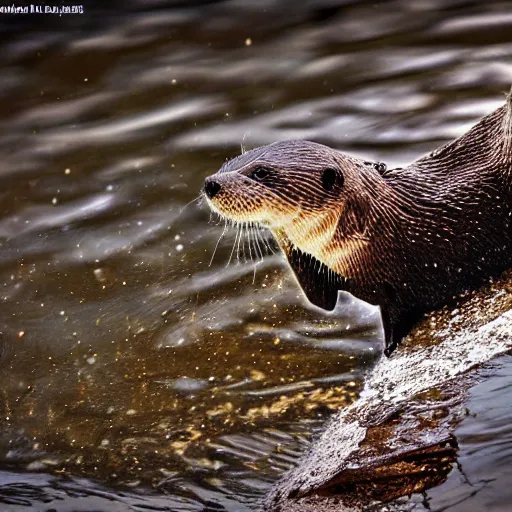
(204, 90), (512, 354)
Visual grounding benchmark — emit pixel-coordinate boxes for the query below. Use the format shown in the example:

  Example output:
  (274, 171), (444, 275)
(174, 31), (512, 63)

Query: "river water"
(0, 1), (512, 511)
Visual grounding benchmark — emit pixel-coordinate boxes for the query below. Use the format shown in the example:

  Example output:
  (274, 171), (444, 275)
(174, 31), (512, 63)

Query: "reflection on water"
(0, 1), (512, 510)
(426, 356), (512, 512)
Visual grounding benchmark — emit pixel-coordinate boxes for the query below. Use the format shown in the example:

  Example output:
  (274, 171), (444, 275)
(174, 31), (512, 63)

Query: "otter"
(203, 90), (512, 356)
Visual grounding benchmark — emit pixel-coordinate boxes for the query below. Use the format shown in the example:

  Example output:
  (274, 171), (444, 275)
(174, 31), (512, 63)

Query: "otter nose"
(204, 178), (221, 199)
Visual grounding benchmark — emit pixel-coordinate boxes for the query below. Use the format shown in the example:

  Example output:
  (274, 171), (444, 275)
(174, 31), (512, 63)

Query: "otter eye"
(249, 166), (271, 181)
(321, 167), (341, 191)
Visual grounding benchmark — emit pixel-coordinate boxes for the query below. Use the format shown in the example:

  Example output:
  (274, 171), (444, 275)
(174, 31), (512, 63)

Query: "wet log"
(265, 270), (512, 511)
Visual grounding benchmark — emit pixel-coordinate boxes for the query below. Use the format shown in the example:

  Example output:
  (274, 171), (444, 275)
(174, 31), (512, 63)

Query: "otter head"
(203, 140), (375, 271)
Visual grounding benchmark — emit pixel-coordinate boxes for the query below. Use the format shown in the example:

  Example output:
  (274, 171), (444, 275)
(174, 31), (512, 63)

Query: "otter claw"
(384, 340), (399, 357)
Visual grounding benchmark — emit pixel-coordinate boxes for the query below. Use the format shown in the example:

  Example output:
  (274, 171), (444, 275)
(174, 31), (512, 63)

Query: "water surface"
(1, 1), (512, 510)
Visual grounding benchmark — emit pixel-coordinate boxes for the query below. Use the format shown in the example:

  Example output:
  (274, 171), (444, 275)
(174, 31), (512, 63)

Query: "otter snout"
(204, 177), (221, 199)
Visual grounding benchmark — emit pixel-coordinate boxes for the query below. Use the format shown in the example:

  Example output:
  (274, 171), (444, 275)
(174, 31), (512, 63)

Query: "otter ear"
(321, 167), (343, 191)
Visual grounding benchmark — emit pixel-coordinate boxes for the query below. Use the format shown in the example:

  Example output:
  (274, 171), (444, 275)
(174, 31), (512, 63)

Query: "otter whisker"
(254, 224), (273, 255)
(211, 210), (224, 226)
(236, 223), (244, 264)
(247, 222), (253, 263)
(180, 194), (202, 216)
(241, 221), (248, 264)
(209, 220), (228, 267)
(252, 224), (265, 262)
(227, 225), (241, 267)
(262, 228), (277, 255)
(249, 224), (259, 284)
(241, 131), (251, 155)
(245, 222), (254, 263)
(255, 225), (272, 261)
(246, 221), (254, 266)
(252, 223), (265, 283)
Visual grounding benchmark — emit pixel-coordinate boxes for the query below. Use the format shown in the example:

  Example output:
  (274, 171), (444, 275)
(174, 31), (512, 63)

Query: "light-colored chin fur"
(208, 194), (363, 277)
(206, 196), (280, 228)
(275, 209), (363, 276)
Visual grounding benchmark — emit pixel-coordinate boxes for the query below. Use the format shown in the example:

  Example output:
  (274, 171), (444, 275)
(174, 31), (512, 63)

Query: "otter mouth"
(203, 192), (265, 226)
(202, 181), (281, 269)
(202, 174), (279, 227)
